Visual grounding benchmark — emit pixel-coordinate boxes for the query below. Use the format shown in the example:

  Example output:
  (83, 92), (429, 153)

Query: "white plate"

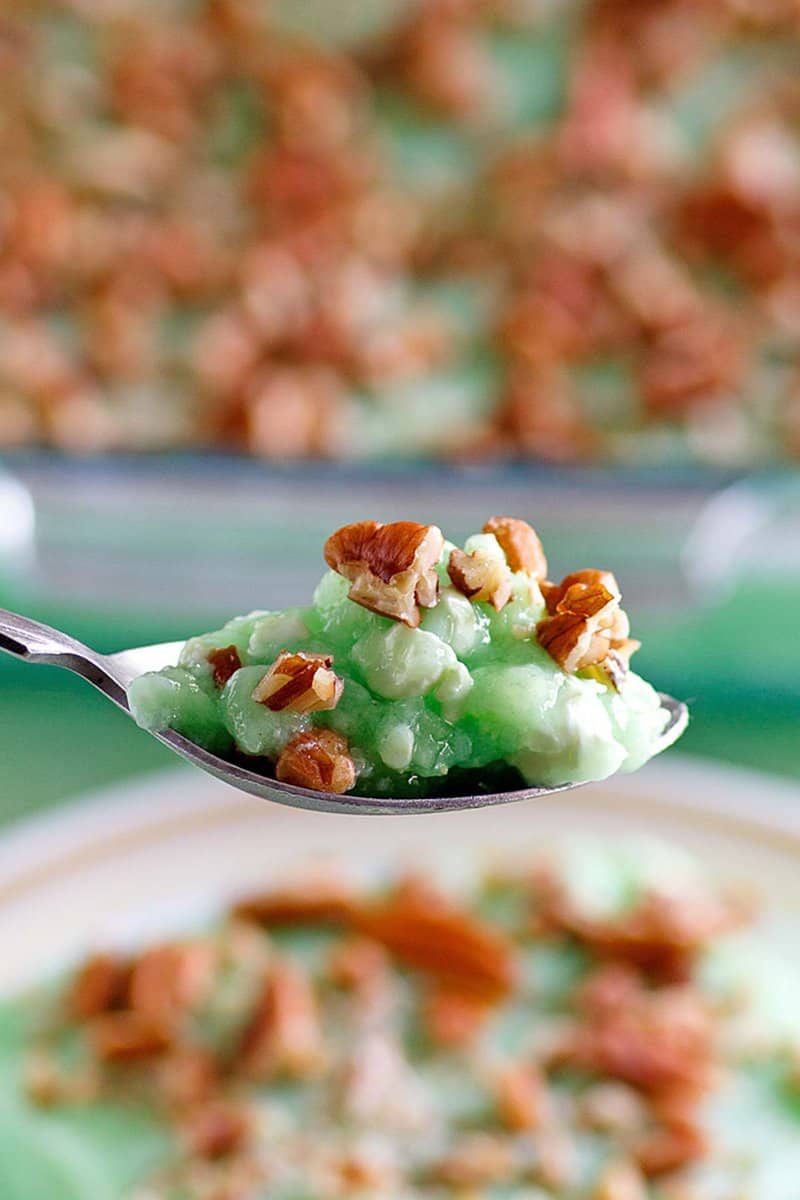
(0, 755), (799, 995)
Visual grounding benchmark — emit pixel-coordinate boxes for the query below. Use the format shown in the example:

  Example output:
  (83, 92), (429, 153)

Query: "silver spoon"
(0, 608), (687, 816)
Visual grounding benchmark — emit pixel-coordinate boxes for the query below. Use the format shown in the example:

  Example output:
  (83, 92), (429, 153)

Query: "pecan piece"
(89, 1011), (170, 1062)
(207, 644), (241, 688)
(563, 965), (715, 1098)
(323, 520), (443, 627)
(634, 1119), (707, 1178)
(68, 953), (129, 1020)
(355, 880), (517, 1001)
(534, 872), (745, 983)
(328, 937), (389, 996)
(448, 545), (514, 611)
(240, 958), (324, 1079)
(185, 1101), (252, 1160)
(483, 516), (548, 579)
(275, 728), (356, 794)
(594, 1159), (648, 1200)
(157, 1045), (218, 1111)
(128, 943), (216, 1032)
(537, 568), (632, 676)
(494, 1063), (551, 1132)
(423, 982), (493, 1048)
(234, 877), (354, 927)
(432, 1134), (515, 1187)
(251, 650), (343, 713)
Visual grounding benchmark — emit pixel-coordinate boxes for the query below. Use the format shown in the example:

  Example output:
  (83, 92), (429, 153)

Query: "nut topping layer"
(324, 520), (444, 627)
(252, 651), (343, 713)
(130, 514), (667, 799)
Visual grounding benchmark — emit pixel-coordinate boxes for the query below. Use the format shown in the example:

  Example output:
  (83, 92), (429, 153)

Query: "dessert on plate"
(129, 517), (671, 796)
(12, 840), (800, 1199)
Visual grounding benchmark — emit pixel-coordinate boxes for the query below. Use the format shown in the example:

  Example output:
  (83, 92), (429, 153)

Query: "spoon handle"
(0, 608), (128, 708)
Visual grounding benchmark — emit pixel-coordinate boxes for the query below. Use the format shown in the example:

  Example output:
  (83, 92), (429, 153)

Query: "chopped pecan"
(334, 1148), (395, 1192)
(89, 1011), (171, 1062)
(536, 1128), (578, 1190)
(251, 650), (343, 713)
(564, 965), (715, 1098)
(538, 568), (632, 675)
(185, 1101), (252, 1160)
(240, 958), (324, 1079)
(447, 545), (514, 611)
(589, 638), (641, 689)
(24, 1050), (99, 1107)
(540, 569), (613, 613)
(354, 881), (517, 1001)
(423, 982), (493, 1048)
(68, 953), (129, 1020)
(128, 943), (216, 1032)
(24, 1050), (67, 1108)
(534, 872), (746, 983)
(234, 877), (355, 927)
(579, 1082), (647, 1134)
(207, 644), (242, 688)
(494, 1063), (551, 1131)
(157, 1045), (218, 1111)
(432, 1134), (515, 1187)
(483, 516), (548, 579)
(328, 937), (390, 998)
(323, 520), (443, 627)
(275, 728), (357, 794)
(634, 1119), (707, 1178)
(594, 1159), (648, 1200)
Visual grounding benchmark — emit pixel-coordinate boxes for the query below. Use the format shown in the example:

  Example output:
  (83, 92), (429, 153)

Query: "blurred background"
(0, 0), (799, 822)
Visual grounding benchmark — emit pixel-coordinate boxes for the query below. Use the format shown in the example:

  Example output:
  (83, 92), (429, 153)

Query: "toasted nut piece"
(355, 880), (517, 1001)
(483, 516), (547, 579)
(240, 958), (324, 1079)
(207, 644), (242, 688)
(448, 546), (513, 611)
(579, 1082), (647, 1134)
(634, 1121), (707, 1177)
(536, 1128), (579, 1190)
(538, 568), (632, 674)
(68, 953), (129, 1020)
(185, 1101), (251, 1160)
(535, 872), (745, 983)
(541, 568), (621, 616)
(433, 1134), (515, 1187)
(252, 651), (343, 713)
(276, 728), (356, 794)
(89, 1011), (170, 1061)
(328, 937), (390, 995)
(324, 520), (443, 627)
(234, 877), (354, 926)
(494, 1063), (551, 1131)
(24, 1050), (66, 1107)
(158, 1046), (218, 1111)
(423, 983), (493, 1048)
(594, 1159), (648, 1200)
(24, 1050), (99, 1107)
(128, 943), (216, 1032)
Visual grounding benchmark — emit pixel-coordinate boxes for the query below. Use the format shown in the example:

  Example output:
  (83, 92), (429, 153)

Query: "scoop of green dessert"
(128, 517), (672, 796)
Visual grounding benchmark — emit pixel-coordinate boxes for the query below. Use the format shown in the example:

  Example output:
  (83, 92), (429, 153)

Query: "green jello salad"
(129, 517), (672, 797)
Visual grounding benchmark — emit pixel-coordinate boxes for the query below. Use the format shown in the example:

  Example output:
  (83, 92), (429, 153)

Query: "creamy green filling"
(129, 534), (668, 795)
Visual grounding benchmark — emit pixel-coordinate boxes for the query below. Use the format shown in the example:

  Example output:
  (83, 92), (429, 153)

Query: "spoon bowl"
(0, 609), (688, 815)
